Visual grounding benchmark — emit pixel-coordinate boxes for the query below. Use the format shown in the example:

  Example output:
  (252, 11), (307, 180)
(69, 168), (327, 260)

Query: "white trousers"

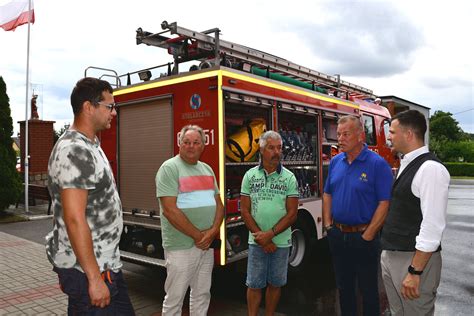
(162, 246), (214, 316)
(381, 250), (442, 316)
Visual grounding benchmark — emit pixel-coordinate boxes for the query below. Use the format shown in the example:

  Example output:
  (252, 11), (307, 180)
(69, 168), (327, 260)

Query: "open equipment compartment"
(277, 107), (320, 199)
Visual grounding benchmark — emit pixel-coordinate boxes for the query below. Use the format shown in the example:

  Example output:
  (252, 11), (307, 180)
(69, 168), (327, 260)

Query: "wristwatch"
(271, 225), (277, 236)
(408, 265), (423, 275)
(324, 225), (334, 233)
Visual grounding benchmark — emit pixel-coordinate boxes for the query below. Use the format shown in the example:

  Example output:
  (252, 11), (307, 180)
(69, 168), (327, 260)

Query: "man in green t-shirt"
(156, 125), (224, 316)
(240, 130), (299, 316)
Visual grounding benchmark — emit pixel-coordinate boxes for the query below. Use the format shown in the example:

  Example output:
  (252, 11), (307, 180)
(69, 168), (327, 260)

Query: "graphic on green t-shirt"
(241, 165), (299, 247)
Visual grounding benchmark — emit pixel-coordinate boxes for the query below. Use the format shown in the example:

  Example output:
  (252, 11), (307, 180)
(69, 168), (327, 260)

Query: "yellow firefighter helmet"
(226, 118), (267, 162)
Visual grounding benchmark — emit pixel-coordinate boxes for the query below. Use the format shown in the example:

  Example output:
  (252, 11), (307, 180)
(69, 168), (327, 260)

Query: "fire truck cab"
(90, 21), (396, 271)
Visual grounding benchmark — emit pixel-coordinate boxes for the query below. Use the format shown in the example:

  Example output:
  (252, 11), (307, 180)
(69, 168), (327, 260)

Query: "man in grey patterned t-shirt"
(46, 77), (134, 315)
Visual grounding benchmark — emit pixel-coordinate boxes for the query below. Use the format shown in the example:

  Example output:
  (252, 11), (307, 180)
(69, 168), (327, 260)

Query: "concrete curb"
(450, 178), (474, 185)
(24, 214), (53, 221)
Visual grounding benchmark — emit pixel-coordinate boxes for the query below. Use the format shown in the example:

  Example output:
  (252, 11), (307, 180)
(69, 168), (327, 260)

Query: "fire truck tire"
(289, 215), (313, 272)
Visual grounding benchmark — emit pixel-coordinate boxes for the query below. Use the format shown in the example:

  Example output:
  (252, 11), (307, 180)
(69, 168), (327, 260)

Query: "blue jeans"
(246, 244), (290, 289)
(53, 267), (135, 315)
(327, 227), (380, 316)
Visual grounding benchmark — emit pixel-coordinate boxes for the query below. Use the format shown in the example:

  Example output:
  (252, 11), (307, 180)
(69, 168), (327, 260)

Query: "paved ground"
(0, 231), (67, 315)
(434, 179), (474, 315)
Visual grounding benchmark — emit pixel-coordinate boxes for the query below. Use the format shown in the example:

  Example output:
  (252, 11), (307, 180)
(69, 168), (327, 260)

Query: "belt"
(334, 222), (368, 233)
(101, 270), (113, 284)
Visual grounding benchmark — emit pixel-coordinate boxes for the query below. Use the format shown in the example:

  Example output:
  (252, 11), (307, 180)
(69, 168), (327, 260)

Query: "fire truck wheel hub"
(289, 228), (306, 267)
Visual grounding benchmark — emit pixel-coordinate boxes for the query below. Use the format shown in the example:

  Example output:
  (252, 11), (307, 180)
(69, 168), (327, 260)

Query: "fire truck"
(87, 21), (395, 271)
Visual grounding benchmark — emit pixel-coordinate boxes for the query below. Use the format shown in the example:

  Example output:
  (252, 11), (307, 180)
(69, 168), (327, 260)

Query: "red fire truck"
(88, 21), (396, 271)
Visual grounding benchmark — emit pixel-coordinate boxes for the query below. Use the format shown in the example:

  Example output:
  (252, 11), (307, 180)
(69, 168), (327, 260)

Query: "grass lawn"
(0, 212), (27, 224)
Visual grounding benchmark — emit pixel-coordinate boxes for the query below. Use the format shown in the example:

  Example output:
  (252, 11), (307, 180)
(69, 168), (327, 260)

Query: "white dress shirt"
(397, 146), (450, 252)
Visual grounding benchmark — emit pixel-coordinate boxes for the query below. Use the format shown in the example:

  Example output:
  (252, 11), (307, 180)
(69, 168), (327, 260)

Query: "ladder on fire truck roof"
(136, 20), (374, 99)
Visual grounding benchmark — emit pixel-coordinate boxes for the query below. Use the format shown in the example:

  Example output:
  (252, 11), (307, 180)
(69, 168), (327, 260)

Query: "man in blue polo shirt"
(323, 115), (392, 316)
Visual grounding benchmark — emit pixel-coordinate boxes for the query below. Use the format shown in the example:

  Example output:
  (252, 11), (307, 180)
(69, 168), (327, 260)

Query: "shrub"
(431, 139), (474, 163)
(0, 77), (22, 212)
(444, 162), (474, 177)
(442, 141), (474, 163)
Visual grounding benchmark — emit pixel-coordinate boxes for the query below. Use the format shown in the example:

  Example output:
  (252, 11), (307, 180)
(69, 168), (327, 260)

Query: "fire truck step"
(120, 250), (166, 267)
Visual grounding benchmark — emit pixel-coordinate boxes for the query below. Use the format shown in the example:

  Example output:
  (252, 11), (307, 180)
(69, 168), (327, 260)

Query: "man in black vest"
(381, 110), (450, 316)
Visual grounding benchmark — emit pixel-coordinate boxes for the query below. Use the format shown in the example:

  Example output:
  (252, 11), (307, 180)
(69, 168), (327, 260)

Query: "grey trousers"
(381, 250), (442, 316)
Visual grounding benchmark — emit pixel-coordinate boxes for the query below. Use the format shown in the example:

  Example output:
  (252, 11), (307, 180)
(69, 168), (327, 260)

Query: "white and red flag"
(0, 0), (34, 31)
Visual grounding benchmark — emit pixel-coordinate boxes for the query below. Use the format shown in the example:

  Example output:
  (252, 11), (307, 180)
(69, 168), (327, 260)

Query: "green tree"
(54, 123), (70, 143)
(429, 137), (446, 160)
(464, 132), (474, 141)
(429, 111), (463, 142)
(0, 77), (22, 212)
(442, 141), (474, 163)
(429, 110), (474, 164)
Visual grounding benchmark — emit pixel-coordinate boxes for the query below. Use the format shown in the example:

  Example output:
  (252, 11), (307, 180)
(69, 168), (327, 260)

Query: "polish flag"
(0, 0), (35, 31)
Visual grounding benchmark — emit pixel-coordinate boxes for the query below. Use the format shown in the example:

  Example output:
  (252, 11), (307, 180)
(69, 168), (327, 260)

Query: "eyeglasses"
(96, 102), (116, 112)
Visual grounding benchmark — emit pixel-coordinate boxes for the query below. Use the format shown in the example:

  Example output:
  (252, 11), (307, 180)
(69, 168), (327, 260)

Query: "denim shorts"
(246, 244), (290, 289)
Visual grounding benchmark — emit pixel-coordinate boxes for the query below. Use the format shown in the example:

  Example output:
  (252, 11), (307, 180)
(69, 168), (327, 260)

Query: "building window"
(363, 114), (376, 145)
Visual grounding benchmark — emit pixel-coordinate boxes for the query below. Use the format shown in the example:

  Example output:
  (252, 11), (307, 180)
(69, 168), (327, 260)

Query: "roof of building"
(12, 136), (20, 148)
(379, 95), (430, 110)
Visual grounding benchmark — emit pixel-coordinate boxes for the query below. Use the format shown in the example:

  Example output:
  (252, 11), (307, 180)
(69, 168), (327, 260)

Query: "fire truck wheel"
(289, 216), (313, 272)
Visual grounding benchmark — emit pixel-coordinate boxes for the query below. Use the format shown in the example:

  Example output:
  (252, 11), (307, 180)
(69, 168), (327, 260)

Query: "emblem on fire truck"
(190, 94), (201, 110)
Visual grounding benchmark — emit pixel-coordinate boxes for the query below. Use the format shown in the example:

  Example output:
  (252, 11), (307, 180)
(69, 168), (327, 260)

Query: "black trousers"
(327, 227), (380, 316)
(53, 267), (135, 316)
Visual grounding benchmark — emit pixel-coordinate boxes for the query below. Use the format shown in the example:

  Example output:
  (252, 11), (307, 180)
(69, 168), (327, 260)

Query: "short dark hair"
(392, 110), (427, 141)
(70, 77), (113, 116)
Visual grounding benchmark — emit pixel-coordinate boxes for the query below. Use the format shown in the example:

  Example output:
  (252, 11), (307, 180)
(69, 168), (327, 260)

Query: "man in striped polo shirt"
(155, 125), (224, 316)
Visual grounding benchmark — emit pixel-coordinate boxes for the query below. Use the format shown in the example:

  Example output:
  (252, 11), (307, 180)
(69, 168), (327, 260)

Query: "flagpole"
(24, 0), (32, 214)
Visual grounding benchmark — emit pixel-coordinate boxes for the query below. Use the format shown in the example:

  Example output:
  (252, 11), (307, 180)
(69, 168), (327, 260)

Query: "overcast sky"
(1, 0), (473, 135)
